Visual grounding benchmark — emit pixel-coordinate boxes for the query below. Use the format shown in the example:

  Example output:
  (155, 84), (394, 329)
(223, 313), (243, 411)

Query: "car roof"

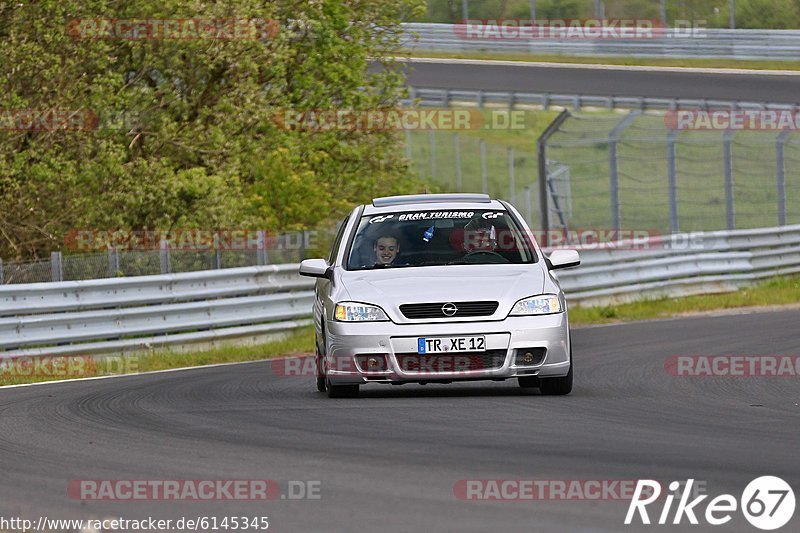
(363, 194), (506, 215)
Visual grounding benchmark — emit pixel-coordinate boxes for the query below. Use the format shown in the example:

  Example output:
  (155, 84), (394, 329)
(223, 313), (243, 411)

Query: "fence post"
(214, 234), (222, 269)
(51, 251), (63, 282)
(257, 230), (268, 265)
(524, 186), (533, 226)
(428, 130), (436, 178)
(108, 246), (120, 276)
(159, 240), (170, 274)
(454, 133), (462, 192)
(723, 129), (736, 230)
(508, 147), (516, 203)
(776, 130), (790, 226)
(667, 129), (679, 233)
(537, 109), (570, 246)
(480, 139), (487, 193)
(608, 111), (641, 232)
(0, 258), (3, 284)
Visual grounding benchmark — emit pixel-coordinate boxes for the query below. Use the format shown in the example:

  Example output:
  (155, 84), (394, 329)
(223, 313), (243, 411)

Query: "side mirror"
(548, 249), (580, 270)
(299, 258), (332, 279)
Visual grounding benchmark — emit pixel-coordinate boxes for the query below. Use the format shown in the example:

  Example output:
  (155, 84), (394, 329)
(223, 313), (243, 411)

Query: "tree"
(0, 0), (425, 259)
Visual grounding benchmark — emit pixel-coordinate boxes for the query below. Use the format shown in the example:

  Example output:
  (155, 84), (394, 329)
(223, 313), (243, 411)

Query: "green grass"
(0, 325), (316, 387)
(569, 275), (800, 325)
(407, 50), (800, 71)
(3, 276), (800, 387)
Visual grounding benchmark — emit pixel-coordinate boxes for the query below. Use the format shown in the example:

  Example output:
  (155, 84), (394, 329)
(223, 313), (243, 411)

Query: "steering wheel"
(460, 249), (508, 263)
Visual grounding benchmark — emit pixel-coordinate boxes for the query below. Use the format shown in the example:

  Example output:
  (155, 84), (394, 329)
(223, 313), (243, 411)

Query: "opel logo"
(441, 303), (458, 317)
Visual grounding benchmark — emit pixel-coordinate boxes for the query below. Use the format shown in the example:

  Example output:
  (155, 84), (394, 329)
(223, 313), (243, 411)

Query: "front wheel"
(539, 364), (572, 395)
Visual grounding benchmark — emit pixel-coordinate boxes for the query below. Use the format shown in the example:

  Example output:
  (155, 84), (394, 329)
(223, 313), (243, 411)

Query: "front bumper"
(324, 314), (570, 385)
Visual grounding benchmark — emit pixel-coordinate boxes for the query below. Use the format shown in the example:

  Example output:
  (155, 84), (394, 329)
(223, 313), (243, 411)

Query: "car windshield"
(345, 209), (538, 270)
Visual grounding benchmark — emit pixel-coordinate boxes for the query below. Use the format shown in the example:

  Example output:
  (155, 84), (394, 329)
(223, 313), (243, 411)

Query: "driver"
(463, 218), (497, 252)
(374, 233), (400, 265)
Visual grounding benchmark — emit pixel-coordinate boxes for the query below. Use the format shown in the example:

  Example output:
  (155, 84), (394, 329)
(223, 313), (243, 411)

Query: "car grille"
(399, 301), (499, 319)
(395, 350), (507, 373)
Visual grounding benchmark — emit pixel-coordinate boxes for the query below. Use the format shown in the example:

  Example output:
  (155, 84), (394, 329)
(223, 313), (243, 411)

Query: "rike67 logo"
(626, 477), (795, 530)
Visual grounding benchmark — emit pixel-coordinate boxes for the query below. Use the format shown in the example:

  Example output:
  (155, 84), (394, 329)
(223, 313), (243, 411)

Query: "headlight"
(334, 302), (389, 322)
(509, 294), (562, 316)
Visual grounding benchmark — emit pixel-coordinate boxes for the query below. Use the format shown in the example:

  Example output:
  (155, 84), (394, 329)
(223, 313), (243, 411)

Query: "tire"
(539, 364), (572, 395)
(315, 353), (327, 393)
(326, 378), (359, 398)
(315, 331), (327, 392)
(518, 376), (540, 388)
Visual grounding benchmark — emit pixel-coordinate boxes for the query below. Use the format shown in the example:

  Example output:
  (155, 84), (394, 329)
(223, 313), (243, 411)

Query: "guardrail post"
(667, 129), (679, 233)
(257, 230), (268, 265)
(776, 129), (790, 226)
(159, 241), (170, 274)
(454, 133), (462, 192)
(213, 234), (222, 269)
(477, 89), (484, 107)
(537, 109), (571, 246)
(108, 246), (120, 276)
(480, 139), (487, 193)
(723, 129), (736, 230)
(508, 147), (516, 203)
(50, 251), (63, 282)
(608, 111), (641, 232)
(428, 130), (436, 178)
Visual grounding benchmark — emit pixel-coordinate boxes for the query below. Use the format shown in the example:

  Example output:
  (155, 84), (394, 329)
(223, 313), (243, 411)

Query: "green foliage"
(0, 0), (426, 259)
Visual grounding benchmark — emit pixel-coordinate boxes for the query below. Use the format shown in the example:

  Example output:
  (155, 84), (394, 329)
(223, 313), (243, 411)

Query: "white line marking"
(0, 356), (305, 391)
(398, 56), (800, 76)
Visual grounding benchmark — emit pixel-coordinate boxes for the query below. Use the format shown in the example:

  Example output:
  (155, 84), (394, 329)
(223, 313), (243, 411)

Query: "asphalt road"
(0, 309), (798, 532)
(387, 58), (800, 104)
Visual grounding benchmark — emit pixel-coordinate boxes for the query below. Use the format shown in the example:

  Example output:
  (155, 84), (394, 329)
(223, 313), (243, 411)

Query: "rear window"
(345, 209), (538, 270)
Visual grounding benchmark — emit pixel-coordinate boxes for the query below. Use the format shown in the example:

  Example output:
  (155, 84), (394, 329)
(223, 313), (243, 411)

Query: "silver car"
(299, 193), (580, 398)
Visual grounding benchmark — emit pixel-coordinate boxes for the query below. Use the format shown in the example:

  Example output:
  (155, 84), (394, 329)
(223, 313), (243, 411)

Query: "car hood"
(339, 264), (545, 322)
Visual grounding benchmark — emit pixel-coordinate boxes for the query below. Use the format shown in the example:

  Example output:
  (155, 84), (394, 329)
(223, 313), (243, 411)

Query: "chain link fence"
(406, 109), (800, 237)
(0, 230), (332, 285)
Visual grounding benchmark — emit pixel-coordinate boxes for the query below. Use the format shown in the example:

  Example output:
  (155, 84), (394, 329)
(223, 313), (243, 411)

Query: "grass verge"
(569, 275), (800, 325)
(406, 50), (800, 71)
(0, 325), (315, 387)
(2, 275), (799, 387)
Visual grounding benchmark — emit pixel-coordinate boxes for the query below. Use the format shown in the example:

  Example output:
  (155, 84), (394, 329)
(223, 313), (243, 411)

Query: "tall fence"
(403, 23), (800, 60)
(0, 230), (328, 285)
(541, 110), (800, 235)
(402, 88), (800, 236)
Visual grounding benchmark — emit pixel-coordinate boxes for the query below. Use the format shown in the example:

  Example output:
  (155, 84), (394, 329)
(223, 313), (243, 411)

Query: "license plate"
(417, 336), (485, 354)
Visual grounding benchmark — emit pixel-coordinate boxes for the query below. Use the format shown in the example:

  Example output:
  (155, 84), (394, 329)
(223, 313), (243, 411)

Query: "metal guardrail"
(406, 86), (800, 112)
(0, 265), (314, 357)
(403, 23), (800, 60)
(550, 224), (800, 304)
(1, 224), (798, 357)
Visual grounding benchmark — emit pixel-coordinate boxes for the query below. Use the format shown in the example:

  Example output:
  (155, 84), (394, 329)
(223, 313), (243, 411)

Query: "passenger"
(374, 234), (400, 265)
